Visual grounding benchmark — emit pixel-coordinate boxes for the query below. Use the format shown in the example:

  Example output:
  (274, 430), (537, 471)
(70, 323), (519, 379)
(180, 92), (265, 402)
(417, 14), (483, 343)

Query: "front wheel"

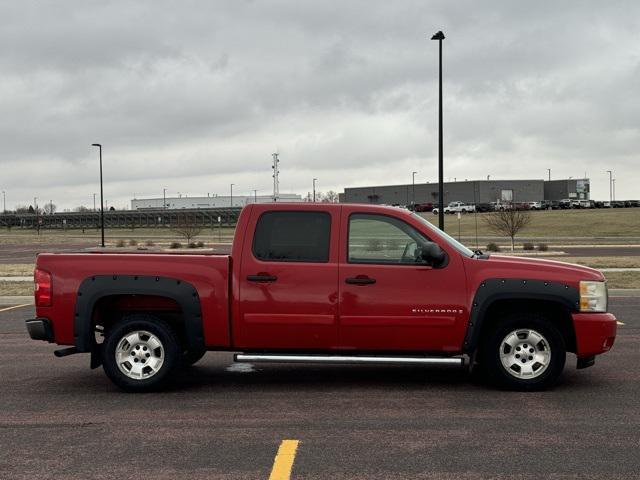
(102, 314), (181, 392)
(483, 313), (566, 391)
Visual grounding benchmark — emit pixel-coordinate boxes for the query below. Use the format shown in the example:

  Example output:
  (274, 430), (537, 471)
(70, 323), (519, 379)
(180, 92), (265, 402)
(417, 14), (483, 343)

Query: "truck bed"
(36, 253), (231, 347)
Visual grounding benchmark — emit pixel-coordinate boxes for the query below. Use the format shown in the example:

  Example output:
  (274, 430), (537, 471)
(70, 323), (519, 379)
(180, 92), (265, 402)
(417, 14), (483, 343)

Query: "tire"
(482, 312), (566, 391)
(182, 348), (206, 366)
(101, 314), (181, 392)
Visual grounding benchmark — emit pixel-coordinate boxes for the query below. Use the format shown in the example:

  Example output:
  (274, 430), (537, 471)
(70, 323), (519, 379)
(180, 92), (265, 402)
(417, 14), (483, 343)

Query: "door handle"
(345, 276), (376, 285)
(247, 274), (278, 282)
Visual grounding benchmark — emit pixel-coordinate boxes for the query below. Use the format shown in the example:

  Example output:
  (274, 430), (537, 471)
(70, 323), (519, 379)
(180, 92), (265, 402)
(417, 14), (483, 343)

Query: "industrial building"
(131, 193), (303, 210)
(340, 178), (590, 205)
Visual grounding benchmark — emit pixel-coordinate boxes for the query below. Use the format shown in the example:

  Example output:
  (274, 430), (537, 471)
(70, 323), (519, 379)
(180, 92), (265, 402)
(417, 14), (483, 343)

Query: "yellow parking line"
(0, 304), (31, 313)
(269, 440), (299, 480)
(617, 321), (625, 326)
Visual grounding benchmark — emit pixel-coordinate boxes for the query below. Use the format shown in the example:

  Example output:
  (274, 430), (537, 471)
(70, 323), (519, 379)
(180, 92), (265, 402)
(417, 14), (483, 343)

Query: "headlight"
(579, 281), (607, 312)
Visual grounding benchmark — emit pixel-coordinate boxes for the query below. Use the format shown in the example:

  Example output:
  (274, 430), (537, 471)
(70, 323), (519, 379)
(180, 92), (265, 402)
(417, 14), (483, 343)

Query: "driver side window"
(348, 213), (428, 264)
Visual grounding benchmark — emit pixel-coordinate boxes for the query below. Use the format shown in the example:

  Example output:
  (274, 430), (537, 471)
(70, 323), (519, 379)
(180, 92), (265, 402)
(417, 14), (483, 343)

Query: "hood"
(481, 255), (604, 282)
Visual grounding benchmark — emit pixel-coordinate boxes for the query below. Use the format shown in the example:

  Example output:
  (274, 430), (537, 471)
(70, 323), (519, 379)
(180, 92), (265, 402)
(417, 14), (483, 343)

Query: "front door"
(236, 205), (340, 350)
(338, 209), (468, 352)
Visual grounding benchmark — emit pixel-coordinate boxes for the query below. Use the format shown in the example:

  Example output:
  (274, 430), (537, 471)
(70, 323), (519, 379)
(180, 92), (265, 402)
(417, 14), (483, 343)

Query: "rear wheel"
(102, 314), (180, 392)
(483, 313), (566, 391)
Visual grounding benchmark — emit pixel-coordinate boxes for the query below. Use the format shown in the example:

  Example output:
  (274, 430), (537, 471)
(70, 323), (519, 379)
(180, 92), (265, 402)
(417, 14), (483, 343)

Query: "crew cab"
(27, 203), (616, 392)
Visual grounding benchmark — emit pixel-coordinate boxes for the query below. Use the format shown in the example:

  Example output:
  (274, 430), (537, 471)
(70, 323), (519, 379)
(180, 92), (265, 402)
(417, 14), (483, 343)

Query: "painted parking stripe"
(0, 304), (31, 313)
(269, 440), (299, 480)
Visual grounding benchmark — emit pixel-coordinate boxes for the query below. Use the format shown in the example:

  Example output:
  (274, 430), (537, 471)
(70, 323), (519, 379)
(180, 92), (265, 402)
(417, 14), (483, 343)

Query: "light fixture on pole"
(91, 143), (105, 247)
(431, 30), (445, 231)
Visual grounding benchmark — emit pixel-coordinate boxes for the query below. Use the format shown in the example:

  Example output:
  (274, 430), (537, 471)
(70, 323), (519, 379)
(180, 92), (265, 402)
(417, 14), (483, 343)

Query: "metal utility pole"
(547, 169), (551, 181)
(91, 143), (105, 247)
(606, 170), (612, 203)
(2, 190), (5, 213)
(272, 153), (280, 202)
(431, 30), (445, 231)
(313, 178), (318, 202)
(163, 188), (167, 209)
(412, 171), (417, 207)
(230, 184), (234, 207)
(93, 193), (96, 211)
(253, 189), (258, 203)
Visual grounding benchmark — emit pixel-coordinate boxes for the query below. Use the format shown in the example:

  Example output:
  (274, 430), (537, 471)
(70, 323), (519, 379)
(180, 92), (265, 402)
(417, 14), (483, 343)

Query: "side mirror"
(420, 242), (447, 268)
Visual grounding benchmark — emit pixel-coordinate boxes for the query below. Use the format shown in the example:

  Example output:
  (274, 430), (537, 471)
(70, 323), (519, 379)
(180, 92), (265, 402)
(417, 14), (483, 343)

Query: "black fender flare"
(74, 275), (204, 353)
(463, 278), (580, 353)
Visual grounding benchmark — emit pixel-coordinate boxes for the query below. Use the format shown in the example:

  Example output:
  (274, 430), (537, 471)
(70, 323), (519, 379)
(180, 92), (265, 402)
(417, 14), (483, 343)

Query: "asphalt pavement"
(0, 300), (638, 479)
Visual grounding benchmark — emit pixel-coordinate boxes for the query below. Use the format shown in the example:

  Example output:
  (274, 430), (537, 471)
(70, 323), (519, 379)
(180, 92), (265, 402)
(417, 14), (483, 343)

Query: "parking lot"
(0, 296), (638, 479)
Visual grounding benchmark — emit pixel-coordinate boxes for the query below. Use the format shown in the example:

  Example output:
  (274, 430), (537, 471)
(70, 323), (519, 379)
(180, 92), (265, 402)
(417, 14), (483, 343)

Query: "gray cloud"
(0, 0), (638, 209)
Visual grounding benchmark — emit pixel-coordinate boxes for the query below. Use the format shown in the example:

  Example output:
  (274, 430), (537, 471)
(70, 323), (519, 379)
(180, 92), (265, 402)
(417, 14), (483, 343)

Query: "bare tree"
(484, 207), (532, 251)
(171, 213), (203, 244)
(322, 190), (339, 203)
(43, 203), (57, 215)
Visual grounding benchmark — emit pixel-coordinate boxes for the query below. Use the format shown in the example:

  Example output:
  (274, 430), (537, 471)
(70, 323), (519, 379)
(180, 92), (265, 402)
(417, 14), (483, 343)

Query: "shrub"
(145, 240), (155, 247)
(523, 242), (534, 251)
(116, 239), (125, 247)
(170, 242), (182, 249)
(486, 242), (500, 252)
(129, 239), (138, 246)
(188, 242), (197, 249)
(196, 241), (205, 248)
(537, 243), (549, 252)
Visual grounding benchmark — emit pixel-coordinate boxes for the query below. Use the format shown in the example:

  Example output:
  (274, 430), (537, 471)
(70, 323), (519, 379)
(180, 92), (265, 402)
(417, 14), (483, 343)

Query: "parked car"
(475, 203), (493, 213)
(527, 201), (543, 210)
(433, 201), (476, 215)
(611, 201), (625, 208)
(27, 203), (617, 392)
(559, 199), (572, 209)
(413, 202), (434, 212)
(490, 201), (514, 211)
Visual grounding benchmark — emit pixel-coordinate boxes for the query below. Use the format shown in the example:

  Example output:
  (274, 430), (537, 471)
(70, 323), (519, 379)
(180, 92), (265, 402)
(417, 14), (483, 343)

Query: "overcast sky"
(1, 0), (638, 210)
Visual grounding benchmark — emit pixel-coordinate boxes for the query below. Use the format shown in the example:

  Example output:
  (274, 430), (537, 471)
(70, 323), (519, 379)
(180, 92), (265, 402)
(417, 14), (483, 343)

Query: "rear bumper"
(572, 312), (617, 357)
(26, 318), (54, 342)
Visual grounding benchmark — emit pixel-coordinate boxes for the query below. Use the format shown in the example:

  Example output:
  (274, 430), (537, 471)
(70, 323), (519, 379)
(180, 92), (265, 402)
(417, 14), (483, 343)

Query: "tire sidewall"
(102, 314), (180, 392)
(485, 313), (566, 391)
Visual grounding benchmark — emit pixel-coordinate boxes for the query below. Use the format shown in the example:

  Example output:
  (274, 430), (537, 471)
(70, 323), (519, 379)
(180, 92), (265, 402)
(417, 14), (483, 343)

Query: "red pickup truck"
(26, 203), (616, 392)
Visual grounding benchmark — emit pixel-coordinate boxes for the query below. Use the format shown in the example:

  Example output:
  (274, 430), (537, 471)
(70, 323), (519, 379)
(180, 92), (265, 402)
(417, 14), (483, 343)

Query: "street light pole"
(253, 189), (258, 203)
(230, 184), (234, 208)
(431, 30), (445, 231)
(2, 190), (5, 213)
(412, 171), (417, 207)
(313, 178), (317, 202)
(606, 170), (612, 203)
(547, 169), (551, 181)
(91, 143), (105, 247)
(163, 188), (167, 209)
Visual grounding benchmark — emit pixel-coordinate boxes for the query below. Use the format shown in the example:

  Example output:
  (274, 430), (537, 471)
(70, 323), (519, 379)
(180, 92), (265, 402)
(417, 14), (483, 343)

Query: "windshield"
(411, 213), (476, 258)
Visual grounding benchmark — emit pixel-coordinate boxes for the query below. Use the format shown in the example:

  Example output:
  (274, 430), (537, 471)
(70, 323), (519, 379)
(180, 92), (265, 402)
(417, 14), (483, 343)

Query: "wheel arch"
(464, 279), (579, 355)
(74, 275), (204, 354)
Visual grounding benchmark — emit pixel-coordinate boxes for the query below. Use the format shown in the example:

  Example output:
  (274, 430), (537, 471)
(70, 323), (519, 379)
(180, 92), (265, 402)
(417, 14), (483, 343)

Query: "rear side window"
(252, 211), (331, 262)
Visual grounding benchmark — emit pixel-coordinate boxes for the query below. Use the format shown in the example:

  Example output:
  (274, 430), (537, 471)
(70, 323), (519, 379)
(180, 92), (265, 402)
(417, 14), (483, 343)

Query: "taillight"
(34, 269), (52, 307)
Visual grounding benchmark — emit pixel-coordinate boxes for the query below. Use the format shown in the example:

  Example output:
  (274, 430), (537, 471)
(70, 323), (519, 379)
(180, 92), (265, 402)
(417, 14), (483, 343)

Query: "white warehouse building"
(131, 193), (303, 210)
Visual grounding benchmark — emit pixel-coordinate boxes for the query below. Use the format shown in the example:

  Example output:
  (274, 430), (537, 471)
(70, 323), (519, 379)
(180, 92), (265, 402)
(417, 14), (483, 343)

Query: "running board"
(234, 353), (464, 366)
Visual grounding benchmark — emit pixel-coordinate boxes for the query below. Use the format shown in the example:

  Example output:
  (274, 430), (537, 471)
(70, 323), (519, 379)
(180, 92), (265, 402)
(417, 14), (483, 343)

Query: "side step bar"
(234, 353), (464, 366)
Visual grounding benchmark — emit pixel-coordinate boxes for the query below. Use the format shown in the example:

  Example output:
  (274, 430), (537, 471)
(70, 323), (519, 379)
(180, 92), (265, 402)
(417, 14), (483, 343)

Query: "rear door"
(338, 207), (468, 352)
(235, 205), (340, 350)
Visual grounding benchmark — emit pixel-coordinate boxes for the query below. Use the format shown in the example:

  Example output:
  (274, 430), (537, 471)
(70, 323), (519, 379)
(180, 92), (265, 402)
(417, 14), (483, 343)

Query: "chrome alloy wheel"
(499, 329), (551, 379)
(115, 330), (165, 380)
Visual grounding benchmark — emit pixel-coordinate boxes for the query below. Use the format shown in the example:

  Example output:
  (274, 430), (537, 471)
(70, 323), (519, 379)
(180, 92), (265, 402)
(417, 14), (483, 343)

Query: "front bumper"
(572, 312), (617, 357)
(26, 318), (54, 342)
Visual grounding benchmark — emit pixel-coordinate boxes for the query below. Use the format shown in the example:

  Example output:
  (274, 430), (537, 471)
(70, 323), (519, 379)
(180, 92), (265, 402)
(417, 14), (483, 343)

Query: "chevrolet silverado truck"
(26, 203), (616, 392)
